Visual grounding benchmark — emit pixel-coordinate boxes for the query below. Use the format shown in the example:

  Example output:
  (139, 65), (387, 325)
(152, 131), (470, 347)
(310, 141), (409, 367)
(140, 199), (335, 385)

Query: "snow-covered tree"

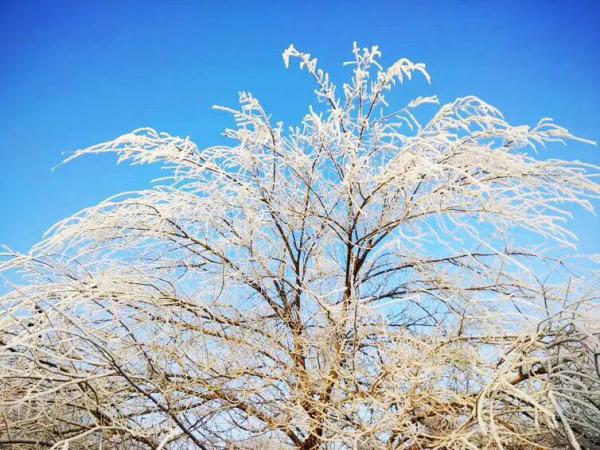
(1, 44), (599, 449)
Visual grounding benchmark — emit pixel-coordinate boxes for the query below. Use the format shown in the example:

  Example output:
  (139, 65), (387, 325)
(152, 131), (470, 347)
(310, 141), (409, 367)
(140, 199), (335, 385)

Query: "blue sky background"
(1, 0), (598, 253)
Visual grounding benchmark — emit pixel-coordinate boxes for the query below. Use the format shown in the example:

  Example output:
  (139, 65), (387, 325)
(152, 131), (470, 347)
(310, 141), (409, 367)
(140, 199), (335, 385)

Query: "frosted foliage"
(1, 44), (599, 449)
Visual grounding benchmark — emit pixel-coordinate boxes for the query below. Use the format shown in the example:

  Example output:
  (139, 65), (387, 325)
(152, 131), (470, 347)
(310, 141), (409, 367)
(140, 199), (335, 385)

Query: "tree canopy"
(1, 44), (599, 449)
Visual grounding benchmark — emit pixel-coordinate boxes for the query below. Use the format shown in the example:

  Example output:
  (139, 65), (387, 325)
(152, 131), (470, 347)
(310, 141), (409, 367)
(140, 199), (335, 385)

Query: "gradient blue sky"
(1, 0), (599, 253)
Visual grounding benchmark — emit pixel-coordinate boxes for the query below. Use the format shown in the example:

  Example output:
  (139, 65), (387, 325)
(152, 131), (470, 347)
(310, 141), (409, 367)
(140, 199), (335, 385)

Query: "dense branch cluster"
(1, 44), (599, 449)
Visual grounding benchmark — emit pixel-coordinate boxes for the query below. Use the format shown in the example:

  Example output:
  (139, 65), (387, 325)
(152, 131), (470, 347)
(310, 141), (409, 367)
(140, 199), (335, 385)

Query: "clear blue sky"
(1, 0), (598, 253)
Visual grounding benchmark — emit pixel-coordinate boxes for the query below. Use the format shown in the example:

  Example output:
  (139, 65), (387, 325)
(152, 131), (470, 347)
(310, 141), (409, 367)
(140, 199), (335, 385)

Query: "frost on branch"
(1, 44), (599, 449)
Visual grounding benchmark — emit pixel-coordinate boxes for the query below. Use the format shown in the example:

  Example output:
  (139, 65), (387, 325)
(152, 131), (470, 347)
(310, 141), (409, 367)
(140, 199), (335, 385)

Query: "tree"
(1, 43), (599, 450)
